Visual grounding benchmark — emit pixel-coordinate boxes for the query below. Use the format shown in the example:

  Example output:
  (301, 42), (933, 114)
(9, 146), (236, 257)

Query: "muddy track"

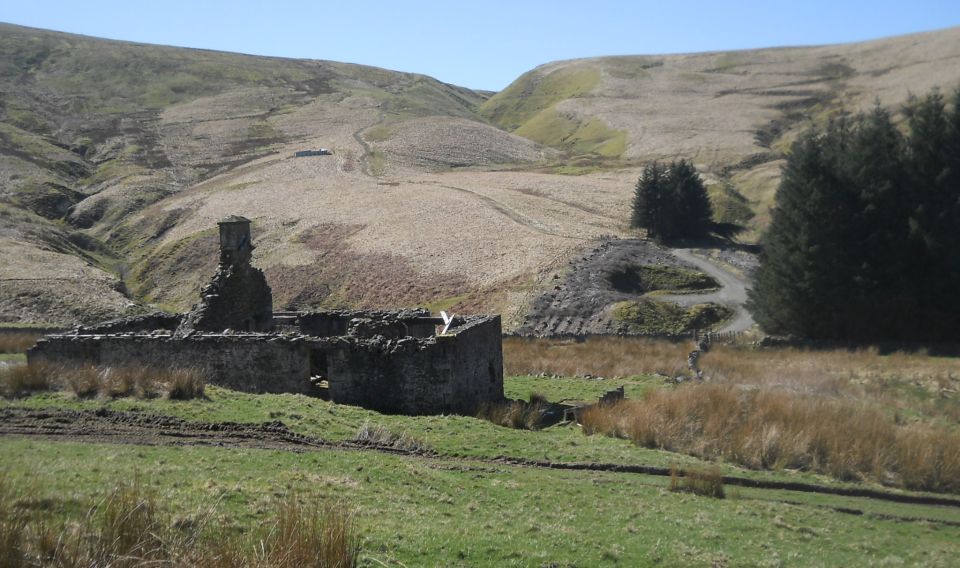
(3, 407), (959, 516)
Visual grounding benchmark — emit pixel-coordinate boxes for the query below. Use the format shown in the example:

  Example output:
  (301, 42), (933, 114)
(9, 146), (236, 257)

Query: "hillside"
(481, 27), (960, 233)
(2, 23), (959, 326)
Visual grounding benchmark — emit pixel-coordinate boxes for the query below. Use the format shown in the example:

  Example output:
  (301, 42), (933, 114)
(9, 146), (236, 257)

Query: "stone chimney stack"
(218, 215), (253, 266)
(174, 215), (274, 335)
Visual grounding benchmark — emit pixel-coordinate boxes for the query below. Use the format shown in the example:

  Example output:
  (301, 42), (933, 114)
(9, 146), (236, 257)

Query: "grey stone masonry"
(175, 216), (272, 335)
(27, 216), (505, 415)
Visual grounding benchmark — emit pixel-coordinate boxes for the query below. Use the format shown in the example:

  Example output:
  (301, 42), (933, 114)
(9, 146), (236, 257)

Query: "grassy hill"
(2, 22), (959, 326)
(482, 27), (960, 232)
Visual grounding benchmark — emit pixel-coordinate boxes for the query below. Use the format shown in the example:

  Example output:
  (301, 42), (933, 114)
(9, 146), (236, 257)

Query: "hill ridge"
(2, 23), (959, 326)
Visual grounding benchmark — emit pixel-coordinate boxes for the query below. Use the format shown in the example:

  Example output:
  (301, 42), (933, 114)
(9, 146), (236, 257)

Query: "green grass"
(479, 66), (601, 131)
(1, 436), (958, 567)
(612, 300), (733, 335)
(368, 149), (387, 177)
(0, 382), (706, 469)
(3, 365), (960, 565)
(362, 124), (394, 142)
(505, 374), (656, 402)
(711, 52), (745, 73)
(0, 376), (929, 489)
(619, 265), (720, 294)
(0, 122), (68, 160)
(514, 109), (627, 158)
(709, 181), (756, 226)
(0, 322), (61, 330)
(85, 159), (147, 185)
(604, 57), (664, 79)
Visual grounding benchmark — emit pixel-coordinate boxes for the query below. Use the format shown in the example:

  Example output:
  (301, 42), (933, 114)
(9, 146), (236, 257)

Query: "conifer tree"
(902, 89), (960, 336)
(631, 161), (669, 239)
(749, 87), (960, 341)
(747, 123), (854, 338)
(668, 159), (713, 238)
(631, 160), (712, 241)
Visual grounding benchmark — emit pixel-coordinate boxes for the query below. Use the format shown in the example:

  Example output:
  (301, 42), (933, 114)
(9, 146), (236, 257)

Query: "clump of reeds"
(476, 393), (549, 430)
(580, 383), (960, 493)
(0, 363), (208, 401)
(165, 368), (207, 400)
(353, 421), (430, 453)
(668, 465), (725, 498)
(254, 494), (360, 568)
(503, 336), (688, 378)
(0, 332), (42, 354)
(0, 362), (53, 397)
(0, 474), (361, 568)
(94, 477), (165, 564)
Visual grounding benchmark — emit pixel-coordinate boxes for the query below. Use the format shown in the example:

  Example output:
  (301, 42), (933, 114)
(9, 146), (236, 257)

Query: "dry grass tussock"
(0, 332), (42, 354)
(700, 345), (960, 425)
(700, 345), (959, 397)
(353, 421), (430, 453)
(0, 363), (53, 397)
(669, 465), (725, 499)
(580, 383), (960, 493)
(0, 363), (206, 400)
(476, 393), (549, 430)
(0, 474), (360, 568)
(503, 336), (689, 378)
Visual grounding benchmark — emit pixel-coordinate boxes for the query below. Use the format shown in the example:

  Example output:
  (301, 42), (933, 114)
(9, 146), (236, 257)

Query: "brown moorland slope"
(2, 23), (959, 326)
(482, 26), (960, 232)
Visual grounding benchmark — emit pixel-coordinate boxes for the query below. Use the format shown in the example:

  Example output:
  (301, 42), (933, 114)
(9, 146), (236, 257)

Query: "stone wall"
(293, 309), (435, 339)
(28, 334), (315, 394)
(79, 312), (183, 334)
(28, 315), (504, 414)
(176, 263), (273, 334)
(326, 315), (503, 414)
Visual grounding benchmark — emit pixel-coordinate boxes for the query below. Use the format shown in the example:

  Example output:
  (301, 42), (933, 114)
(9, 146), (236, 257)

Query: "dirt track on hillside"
(660, 249), (755, 333)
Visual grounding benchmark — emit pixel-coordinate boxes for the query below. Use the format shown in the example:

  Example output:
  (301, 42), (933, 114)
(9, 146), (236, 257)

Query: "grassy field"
(3, 337), (960, 565)
(2, 436), (959, 567)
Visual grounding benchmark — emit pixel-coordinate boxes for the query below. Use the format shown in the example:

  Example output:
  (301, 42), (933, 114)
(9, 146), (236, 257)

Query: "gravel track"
(516, 239), (756, 336)
(660, 248), (755, 333)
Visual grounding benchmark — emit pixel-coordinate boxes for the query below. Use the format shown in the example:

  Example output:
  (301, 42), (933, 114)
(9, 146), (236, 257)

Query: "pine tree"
(631, 160), (713, 241)
(840, 105), (910, 337)
(902, 89), (960, 336)
(747, 124), (854, 338)
(631, 161), (669, 239)
(749, 87), (960, 341)
(667, 159), (713, 238)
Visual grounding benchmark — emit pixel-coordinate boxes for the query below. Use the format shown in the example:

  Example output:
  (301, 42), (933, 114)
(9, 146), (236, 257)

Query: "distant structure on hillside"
(28, 216), (504, 415)
(294, 149), (332, 157)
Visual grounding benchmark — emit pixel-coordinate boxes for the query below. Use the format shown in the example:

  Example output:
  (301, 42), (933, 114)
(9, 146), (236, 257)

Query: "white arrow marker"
(440, 311), (454, 334)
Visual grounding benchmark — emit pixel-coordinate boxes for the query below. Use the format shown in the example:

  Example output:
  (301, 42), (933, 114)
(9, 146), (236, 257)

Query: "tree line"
(748, 89), (960, 341)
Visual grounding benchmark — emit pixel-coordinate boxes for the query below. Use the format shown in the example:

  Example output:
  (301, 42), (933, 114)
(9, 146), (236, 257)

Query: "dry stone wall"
(29, 334), (315, 394)
(327, 315), (503, 414)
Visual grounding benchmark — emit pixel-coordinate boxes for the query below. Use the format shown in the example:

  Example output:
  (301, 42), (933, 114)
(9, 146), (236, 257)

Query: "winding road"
(661, 248), (755, 333)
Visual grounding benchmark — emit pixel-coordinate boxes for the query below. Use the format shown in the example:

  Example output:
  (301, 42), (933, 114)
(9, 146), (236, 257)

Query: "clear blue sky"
(2, 0), (959, 91)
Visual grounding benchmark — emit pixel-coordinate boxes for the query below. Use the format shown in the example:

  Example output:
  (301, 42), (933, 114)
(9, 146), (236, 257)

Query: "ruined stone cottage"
(28, 216), (504, 414)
